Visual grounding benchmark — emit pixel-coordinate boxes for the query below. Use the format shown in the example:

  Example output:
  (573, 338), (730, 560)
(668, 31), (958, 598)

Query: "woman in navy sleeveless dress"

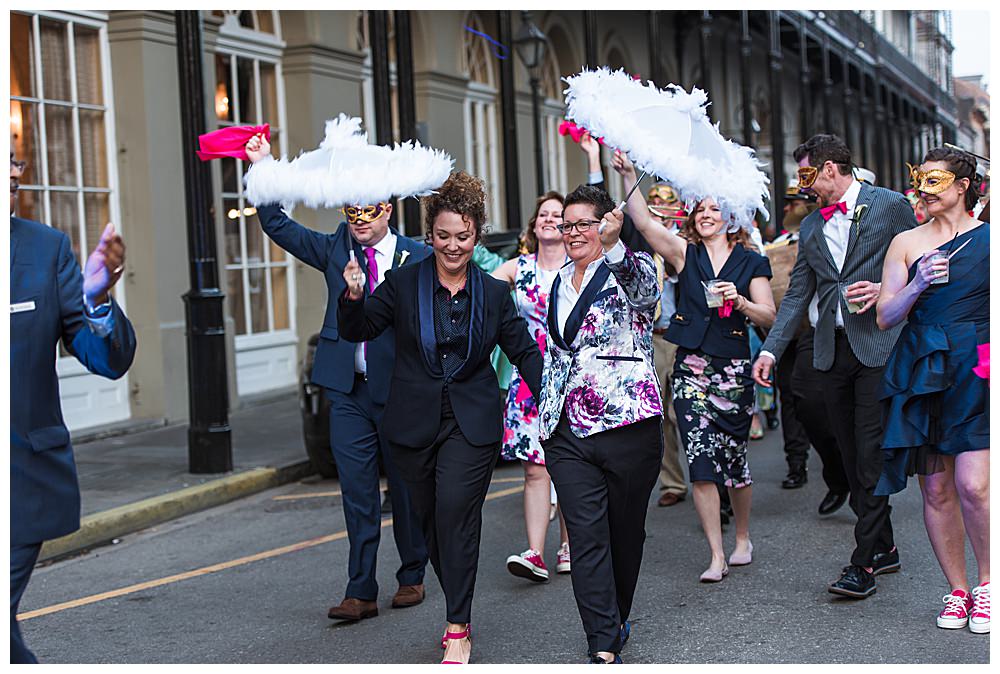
(876, 147), (990, 634)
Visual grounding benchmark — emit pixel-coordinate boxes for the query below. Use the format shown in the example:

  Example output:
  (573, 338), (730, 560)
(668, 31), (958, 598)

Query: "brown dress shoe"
(391, 583), (425, 609)
(327, 597), (378, 621)
(657, 492), (685, 507)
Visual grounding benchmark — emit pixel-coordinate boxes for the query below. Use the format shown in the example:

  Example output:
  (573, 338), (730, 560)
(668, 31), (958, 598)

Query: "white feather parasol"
(244, 114), (454, 210)
(564, 68), (769, 231)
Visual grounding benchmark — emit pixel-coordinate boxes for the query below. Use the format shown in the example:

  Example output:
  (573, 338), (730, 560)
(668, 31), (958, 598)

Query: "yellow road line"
(19, 484), (524, 622)
(272, 475), (524, 502)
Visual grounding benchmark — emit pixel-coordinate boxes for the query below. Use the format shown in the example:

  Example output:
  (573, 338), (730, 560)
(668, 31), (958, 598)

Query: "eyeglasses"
(796, 166), (819, 189)
(556, 219), (601, 234)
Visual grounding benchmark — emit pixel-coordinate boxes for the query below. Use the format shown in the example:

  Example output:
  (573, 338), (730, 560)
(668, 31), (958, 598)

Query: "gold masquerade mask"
(907, 163), (956, 195)
(342, 202), (388, 225)
(647, 184), (679, 205)
(796, 166), (818, 190)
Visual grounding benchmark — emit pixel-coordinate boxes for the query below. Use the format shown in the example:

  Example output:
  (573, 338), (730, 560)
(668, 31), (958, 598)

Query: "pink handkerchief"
(973, 343), (989, 381)
(196, 124), (270, 161)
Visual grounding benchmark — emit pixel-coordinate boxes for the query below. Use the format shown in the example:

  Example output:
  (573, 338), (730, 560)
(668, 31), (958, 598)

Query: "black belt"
(354, 372), (367, 382)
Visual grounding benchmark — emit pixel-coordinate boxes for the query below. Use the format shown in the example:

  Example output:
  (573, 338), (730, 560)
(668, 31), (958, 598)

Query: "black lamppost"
(175, 10), (232, 473)
(514, 12), (549, 196)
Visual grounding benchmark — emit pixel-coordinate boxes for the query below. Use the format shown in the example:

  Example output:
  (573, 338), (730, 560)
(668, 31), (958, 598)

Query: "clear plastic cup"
(841, 283), (866, 314)
(703, 279), (725, 308)
(926, 251), (950, 285)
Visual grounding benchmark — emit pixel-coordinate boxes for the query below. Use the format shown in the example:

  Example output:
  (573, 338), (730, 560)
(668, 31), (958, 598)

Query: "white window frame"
(462, 84), (502, 228)
(12, 10), (131, 429)
(213, 15), (298, 395)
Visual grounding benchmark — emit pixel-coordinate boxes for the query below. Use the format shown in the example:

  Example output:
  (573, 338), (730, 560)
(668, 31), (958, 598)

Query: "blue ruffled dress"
(875, 222), (990, 496)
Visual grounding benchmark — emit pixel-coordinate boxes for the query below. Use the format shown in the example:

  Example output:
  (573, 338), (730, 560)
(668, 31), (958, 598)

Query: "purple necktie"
(364, 246), (378, 294)
(362, 247), (378, 362)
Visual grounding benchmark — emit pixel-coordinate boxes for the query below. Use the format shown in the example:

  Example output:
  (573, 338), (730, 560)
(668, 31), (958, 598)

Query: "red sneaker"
(937, 589), (973, 629)
(556, 542), (571, 574)
(506, 548), (549, 582)
(970, 582), (991, 634)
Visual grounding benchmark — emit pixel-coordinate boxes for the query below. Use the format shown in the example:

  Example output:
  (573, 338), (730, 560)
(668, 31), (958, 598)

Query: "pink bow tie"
(819, 201), (848, 221)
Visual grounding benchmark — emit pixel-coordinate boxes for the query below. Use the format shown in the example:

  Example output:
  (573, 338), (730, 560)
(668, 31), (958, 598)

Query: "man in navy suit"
(10, 154), (137, 663)
(245, 135), (429, 621)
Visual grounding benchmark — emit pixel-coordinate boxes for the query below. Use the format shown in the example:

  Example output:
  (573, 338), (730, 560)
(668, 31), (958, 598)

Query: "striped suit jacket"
(761, 183), (918, 371)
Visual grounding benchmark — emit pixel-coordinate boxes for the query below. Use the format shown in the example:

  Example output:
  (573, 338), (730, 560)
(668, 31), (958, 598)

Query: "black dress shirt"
(433, 280), (471, 379)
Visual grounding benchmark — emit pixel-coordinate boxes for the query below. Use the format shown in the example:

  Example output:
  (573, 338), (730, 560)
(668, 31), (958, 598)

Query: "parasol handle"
(599, 170), (648, 234)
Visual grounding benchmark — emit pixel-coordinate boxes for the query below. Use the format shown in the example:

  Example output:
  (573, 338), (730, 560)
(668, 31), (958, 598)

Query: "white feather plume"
(245, 113), (454, 210)
(564, 68), (769, 231)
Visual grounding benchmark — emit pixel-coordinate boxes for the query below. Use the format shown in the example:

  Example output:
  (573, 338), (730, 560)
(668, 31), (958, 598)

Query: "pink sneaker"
(970, 582), (990, 634)
(936, 589), (973, 629)
(556, 543), (571, 574)
(506, 549), (548, 582)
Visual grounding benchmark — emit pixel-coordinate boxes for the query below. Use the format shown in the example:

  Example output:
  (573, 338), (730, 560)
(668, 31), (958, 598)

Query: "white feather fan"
(244, 114), (454, 210)
(564, 68), (769, 230)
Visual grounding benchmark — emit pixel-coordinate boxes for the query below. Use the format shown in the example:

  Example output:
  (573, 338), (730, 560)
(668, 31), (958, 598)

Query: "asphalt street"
(19, 427), (990, 664)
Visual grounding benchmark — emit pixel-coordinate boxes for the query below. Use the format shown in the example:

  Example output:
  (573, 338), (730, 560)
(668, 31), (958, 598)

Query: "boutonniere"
(395, 249), (411, 267)
(852, 203), (868, 224)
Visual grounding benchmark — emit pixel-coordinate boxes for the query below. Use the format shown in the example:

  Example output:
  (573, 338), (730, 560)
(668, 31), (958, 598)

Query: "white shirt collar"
(366, 229), (397, 259)
(840, 179), (862, 211)
(559, 254), (603, 288)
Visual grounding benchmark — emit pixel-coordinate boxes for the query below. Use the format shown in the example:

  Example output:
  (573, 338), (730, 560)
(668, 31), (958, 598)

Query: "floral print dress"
(672, 350), (755, 487)
(501, 254), (559, 464)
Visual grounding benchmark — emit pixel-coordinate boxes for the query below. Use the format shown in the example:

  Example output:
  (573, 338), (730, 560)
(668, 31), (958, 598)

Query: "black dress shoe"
(828, 565), (876, 598)
(872, 548), (901, 576)
(588, 654), (623, 664)
(781, 470), (807, 489)
(817, 490), (848, 515)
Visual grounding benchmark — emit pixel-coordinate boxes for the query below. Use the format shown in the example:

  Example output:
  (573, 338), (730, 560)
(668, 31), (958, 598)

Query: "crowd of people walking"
(255, 128), (989, 663)
(11, 79), (989, 663)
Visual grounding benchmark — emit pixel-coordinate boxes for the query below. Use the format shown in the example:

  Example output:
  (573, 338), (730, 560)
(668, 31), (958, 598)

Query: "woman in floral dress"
(629, 195), (775, 582)
(492, 191), (571, 582)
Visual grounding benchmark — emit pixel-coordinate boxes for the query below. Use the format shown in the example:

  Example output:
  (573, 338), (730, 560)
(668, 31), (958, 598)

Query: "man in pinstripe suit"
(753, 135), (918, 599)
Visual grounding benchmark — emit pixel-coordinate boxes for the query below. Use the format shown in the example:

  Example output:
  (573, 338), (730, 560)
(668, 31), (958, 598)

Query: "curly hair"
(424, 170), (487, 242)
(793, 134), (853, 176)
(680, 198), (757, 252)
(521, 190), (564, 254)
(563, 184), (615, 221)
(922, 146), (981, 211)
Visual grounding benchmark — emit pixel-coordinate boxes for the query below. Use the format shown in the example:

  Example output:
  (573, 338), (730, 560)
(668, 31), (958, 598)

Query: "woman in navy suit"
(338, 171), (543, 664)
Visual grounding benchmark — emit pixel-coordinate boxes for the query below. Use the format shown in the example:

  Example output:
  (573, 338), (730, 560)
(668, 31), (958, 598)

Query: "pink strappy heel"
(440, 623), (471, 649)
(441, 625), (472, 664)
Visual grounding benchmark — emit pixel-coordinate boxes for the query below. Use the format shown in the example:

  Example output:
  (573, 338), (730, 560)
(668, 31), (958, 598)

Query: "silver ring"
(113, 265), (124, 274)
(352, 273), (361, 281)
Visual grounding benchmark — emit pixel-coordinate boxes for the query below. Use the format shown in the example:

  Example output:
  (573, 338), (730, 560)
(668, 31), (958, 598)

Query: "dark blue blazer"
(10, 216), (136, 545)
(256, 204), (431, 405)
(665, 242), (772, 359)
(337, 256), (543, 447)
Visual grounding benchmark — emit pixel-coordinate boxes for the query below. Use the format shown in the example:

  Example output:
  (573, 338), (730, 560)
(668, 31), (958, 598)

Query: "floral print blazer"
(539, 245), (663, 440)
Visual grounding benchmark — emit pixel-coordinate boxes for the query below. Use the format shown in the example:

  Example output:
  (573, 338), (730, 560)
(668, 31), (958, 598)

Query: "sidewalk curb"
(39, 460), (315, 563)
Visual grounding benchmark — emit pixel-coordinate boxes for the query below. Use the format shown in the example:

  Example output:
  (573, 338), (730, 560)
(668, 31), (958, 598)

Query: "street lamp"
(514, 11), (549, 196)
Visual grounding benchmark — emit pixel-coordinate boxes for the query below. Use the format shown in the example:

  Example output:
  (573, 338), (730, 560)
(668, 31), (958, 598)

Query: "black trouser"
(776, 338), (811, 473)
(10, 542), (41, 664)
(822, 331), (894, 568)
(389, 397), (497, 624)
(791, 331), (850, 494)
(544, 415), (662, 655)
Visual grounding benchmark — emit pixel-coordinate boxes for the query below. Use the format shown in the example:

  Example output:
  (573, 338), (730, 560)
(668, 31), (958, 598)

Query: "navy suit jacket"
(10, 216), (137, 545)
(256, 204), (431, 405)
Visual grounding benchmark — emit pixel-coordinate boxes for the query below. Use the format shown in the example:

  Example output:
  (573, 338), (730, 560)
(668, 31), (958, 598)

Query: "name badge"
(11, 301), (36, 314)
